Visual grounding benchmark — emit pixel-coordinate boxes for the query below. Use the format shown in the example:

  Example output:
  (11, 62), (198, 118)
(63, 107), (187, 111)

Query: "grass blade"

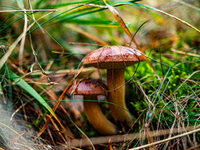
(0, 33), (23, 70)
(9, 72), (57, 119)
(132, 3), (200, 33)
(102, 0), (141, 50)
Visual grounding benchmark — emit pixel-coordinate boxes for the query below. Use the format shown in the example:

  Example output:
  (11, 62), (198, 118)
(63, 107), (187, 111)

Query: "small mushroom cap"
(68, 79), (108, 96)
(82, 46), (146, 69)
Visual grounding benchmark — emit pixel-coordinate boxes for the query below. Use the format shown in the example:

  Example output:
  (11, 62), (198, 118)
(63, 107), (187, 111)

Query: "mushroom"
(68, 78), (117, 135)
(82, 46), (146, 127)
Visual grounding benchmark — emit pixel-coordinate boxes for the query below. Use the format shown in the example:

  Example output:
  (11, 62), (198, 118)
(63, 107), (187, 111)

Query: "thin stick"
(64, 126), (196, 148)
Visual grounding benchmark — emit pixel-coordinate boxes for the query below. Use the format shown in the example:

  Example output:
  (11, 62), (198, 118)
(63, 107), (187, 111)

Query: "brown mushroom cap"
(82, 46), (146, 69)
(68, 79), (117, 135)
(68, 79), (107, 96)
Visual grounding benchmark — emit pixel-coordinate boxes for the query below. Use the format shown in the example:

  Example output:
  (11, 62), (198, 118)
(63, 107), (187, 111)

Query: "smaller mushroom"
(68, 78), (117, 135)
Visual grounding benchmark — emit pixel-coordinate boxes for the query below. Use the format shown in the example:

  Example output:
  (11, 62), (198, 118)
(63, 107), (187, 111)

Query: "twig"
(63, 126), (196, 148)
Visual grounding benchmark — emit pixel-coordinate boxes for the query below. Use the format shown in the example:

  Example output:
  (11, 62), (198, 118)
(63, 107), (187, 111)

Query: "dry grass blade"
(9, 131), (25, 148)
(26, 68), (95, 76)
(135, 3), (200, 33)
(130, 127), (200, 150)
(19, 9), (28, 70)
(145, 58), (162, 81)
(102, 0), (162, 81)
(45, 114), (68, 144)
(171, 48), (200, 57)
(173, 0), (200, 11)
(37, 67), (84, 140)
(0, 33), (24, 70)
(0, 122), (27, 143)
(102, 0), (141, 50)
(65, 126), (196, 148)
(145, 123), (156, 150)
(129, 129), (200, 150)
(0, 9), (57, 12)
(0, 10), (46, 70)
(44, 28), (65, 57)
(66, 24), (109, 46)
(174, 70), (200, 94)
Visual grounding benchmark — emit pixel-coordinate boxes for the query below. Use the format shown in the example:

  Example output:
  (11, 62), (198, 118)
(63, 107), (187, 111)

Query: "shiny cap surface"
(82, 46), (146, 69)
(68, 79), (107, 96)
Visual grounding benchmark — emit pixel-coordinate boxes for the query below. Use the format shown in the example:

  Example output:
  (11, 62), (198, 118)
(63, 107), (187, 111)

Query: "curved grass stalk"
(129, 127), (200, 150)
(132, 3), (200, 33)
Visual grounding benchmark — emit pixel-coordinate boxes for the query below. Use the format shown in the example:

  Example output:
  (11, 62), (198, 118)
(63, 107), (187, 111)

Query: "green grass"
(0, 0), (200, 149)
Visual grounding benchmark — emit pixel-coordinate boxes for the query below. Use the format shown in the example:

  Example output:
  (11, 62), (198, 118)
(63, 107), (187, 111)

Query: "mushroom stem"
(83, 95), (117, 135)
(107, 69), (133, 126)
